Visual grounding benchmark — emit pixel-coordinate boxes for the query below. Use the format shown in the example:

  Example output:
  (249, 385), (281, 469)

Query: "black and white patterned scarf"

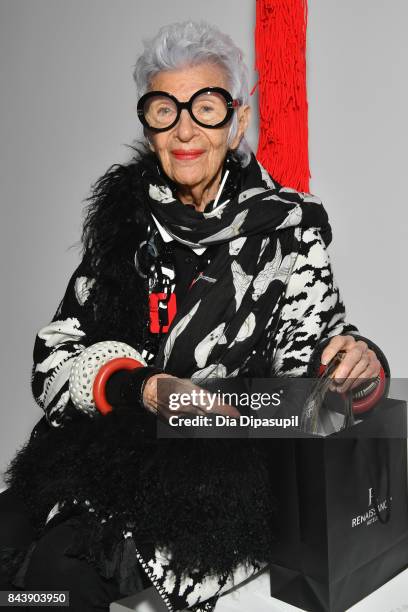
(141, 153), (331, 380)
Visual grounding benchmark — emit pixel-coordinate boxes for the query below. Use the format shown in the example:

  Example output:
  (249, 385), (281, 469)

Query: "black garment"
(165, 239), (215, 304)
(106, 239), (214, 405)
(3, 148), (388, 612)
(0, 489), (147, 612)
(0, 489), (35, 590)
(23, 521), (122, 612)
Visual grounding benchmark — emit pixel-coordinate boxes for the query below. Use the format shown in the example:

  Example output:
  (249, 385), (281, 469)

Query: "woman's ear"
(229, 105), (251, 150)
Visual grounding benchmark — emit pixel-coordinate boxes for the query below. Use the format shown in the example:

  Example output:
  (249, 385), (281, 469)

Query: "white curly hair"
(133, 20), (252, 166)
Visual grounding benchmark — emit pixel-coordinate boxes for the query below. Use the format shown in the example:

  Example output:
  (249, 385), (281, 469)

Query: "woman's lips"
(171, 149), (205, 160)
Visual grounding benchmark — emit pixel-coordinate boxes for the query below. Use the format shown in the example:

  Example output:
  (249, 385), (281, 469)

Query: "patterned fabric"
(133, 550), (262, 612)
(68, 340), (147, 412)
(142, 153), (332, 379)
(27, 151), (359, 610)
(32, 154), (355, 427)
(145, 167), (325, 381)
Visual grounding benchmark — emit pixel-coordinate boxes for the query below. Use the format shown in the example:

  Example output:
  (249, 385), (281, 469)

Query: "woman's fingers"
(333, 340), (367, 380)
(322, 336), (381, 393)
(144, 375), (240, 420)
(350, 349), (381, 389)
(338, 349), (381, 392)
(174, 380), (241, 418)
(204, 400), (241, 418)
(321, 335), (350, 366)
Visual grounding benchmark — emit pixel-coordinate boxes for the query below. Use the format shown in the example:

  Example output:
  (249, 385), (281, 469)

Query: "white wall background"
(0, 0), (407, 485)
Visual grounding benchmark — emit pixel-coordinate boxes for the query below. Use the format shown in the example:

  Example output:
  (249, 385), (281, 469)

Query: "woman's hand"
(142, 373), (241, 420)
(321, 335), (381, 393)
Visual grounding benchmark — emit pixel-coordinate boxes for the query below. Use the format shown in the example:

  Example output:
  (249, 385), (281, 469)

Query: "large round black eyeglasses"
(137, 87), (241, 132)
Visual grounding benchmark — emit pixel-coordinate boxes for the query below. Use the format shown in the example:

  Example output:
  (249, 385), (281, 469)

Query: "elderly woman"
(0, 20), (388, 612)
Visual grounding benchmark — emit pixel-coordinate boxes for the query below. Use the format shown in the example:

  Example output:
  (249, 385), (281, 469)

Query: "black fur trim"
(4, 409), (278, 582)
(81, 145), (157, 349)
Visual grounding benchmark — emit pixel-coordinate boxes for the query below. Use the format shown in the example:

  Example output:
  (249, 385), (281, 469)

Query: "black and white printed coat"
(33, 226), (358, 429)
(30, 227), (361, 610)
(28, 147), (391, 610)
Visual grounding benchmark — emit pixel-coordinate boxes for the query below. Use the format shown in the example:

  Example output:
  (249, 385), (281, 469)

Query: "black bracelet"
(352, 375), (381, 400)
(105, 366), (163, 410)
(134, 367), (164, 408)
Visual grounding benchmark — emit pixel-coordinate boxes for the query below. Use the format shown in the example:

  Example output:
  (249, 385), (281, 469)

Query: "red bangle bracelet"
(318, 363), (386, 416)
(93, 357), (143, 415)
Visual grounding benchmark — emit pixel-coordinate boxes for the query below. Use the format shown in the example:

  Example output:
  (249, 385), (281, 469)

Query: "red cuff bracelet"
(318, 364), (386, 415)
(93, 357), (144, 415)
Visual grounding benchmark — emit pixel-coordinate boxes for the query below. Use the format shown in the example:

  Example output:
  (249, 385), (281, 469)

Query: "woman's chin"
(171, 168), (206, 189)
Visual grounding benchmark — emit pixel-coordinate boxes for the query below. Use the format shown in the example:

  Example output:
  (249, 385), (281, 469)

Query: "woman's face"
(147, 63), (250, 206)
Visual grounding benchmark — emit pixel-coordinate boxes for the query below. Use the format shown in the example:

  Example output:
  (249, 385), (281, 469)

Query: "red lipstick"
(171, 149), (204, 160)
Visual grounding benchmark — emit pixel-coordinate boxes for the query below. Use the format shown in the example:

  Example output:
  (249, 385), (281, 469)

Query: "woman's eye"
(196, 104), (215, 115)
(157, 106), (172, 116)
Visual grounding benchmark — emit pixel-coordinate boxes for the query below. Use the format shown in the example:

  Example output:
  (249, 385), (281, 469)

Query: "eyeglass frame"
(137, 86), (242, 133)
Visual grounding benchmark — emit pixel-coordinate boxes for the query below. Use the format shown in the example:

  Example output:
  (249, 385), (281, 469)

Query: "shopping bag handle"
(300, 352), (352, 434)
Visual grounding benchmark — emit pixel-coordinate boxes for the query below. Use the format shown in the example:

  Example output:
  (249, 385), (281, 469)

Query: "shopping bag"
(269, 398), (408, 612)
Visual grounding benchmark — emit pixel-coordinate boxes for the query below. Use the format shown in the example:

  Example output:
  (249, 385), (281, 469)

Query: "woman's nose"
(175, 109), (196, 141)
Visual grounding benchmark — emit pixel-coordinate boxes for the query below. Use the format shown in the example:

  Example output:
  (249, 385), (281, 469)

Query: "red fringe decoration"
(255, 0), (310, 191)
